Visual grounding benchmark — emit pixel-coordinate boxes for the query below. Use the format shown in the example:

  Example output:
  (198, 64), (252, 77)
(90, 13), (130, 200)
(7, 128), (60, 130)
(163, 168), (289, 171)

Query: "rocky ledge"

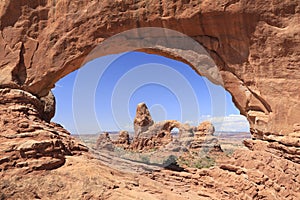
(0, 88), (88, 172)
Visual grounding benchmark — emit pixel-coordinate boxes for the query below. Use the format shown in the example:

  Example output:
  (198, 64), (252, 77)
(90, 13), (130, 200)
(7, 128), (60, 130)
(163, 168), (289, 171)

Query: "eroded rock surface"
(134, 103), (154, 137)
(0, 0), (299, 137)
(0, 0), (300, 199)
(145, 148), (300, 200)
(131, 110), (223, 153)
(95, 132), (114, 151)
(195, 121), (215, 136)
(131, 120), (179, 151)
(190, 121), (222, 153)
(113, 130), (130, 149)
(0, 148), (299, 200)
(0, 89), (88, 172)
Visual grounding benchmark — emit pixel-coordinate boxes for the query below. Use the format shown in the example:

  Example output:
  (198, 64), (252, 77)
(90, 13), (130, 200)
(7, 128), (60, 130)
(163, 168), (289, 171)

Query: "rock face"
(0, 88), (88, 172)
(146, 148), (300, 200)
(196, 121), (215, 136)
(40, 91), (56, 123)
(130, 129), (173, 152)
(0, 0), (298, 164)
(0, 1), (300, 199)
(134, 103), (154, 137)
(0, 148), (299, 200)
(131, 112), (222, 153)
(190, 121), (222, 153)
(0, 0), (299, 138)
(190, 135), (223, 153)
(113, 130), (130, 149)
(95, 132), (114, 151)
(131, 119), (185, 151)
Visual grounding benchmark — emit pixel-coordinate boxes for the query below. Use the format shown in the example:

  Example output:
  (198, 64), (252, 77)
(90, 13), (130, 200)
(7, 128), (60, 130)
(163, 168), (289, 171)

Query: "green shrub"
(140, 155), (150, 164)
(163, 155), (177, 166)
(193, 156), (215, 169)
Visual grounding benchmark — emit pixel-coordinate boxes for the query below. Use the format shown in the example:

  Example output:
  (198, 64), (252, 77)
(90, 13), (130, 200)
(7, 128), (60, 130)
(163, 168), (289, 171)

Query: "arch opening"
(52, 50), (250, 170)
(52, 51), (250, 135)
(33, 27), (279, 141)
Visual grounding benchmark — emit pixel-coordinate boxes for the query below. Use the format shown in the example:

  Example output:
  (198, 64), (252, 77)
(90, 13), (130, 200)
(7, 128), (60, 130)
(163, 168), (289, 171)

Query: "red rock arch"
(0, 0), (299, 138)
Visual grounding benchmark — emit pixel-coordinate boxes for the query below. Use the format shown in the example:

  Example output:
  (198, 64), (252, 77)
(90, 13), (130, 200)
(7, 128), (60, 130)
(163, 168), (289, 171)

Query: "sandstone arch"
(161, 121), (182, 133)
(1, 1), (300, 198)
(0, 0), (299, 140)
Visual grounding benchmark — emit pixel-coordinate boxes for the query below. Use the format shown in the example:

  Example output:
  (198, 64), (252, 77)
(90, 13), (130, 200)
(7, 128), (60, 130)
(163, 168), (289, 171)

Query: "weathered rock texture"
(1, 149), (300, 200)
(0, 0), (300, 199)
(145, 148), (300, 200)
(0, 88), (88, 171)
(113, 130), (130, 149)
(131, 115), (223, 153)
(130, 127), (173, 151)
(196, 121), (215, 136)
(134, 103), (154, 137)
(0, 0), (299, 138)
(131, 119), (189, 151)
(95, 132), (114, 151)
(190, 121), (223, 152)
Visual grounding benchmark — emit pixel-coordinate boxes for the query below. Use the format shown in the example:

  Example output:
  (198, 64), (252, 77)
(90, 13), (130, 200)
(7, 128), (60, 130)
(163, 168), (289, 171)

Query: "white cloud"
(196, 114), (249, 132)
(210, 115), (249, 132)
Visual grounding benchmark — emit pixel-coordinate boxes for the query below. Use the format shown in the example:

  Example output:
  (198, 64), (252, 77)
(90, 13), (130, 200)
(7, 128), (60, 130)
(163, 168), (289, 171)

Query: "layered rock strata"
(0, 0), (299, 199)
(190, 121), (223, 153)
(113, 130), (130, 149)
(0, 89), (87, 172)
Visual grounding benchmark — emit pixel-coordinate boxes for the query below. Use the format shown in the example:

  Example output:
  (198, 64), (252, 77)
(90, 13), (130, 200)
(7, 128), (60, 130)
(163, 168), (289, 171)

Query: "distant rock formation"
(133, 103), (154, 137)
(113, 130), (130, 148)
(163, 123), (194, 153)
(92, 103), (223, 157)
(130, 125), (173, 151)
(130, 119), (183, 151)
(130, 104), (222, 153)
(190, 121), (222, 153)
(95, 132), (114, 151)
(196, 121), (215, 136)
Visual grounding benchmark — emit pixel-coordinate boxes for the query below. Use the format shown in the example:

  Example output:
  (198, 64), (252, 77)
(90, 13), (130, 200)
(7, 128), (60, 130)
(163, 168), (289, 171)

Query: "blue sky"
(52, 51), (249, 134)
